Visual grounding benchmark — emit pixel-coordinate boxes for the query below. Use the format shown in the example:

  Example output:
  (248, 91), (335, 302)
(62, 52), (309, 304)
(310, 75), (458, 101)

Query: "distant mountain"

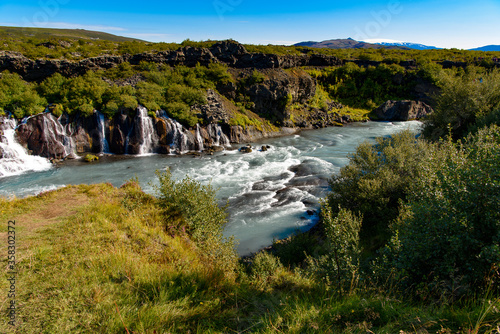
(294, 38), (408, 50)
(469, 45), (500, 51)
(369, 41), (440, 50)
(0, 26), (145, 42)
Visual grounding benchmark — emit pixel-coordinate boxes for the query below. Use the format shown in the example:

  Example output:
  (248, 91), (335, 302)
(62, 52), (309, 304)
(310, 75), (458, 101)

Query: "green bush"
(37, 73), (67, 103)
(307, 206), (362, 295)
(384, 125), (500, 294)
(250, 251), (283, 285)
(423, 67), (500, 140)
(102, 62), (135, 80)
(154, 170), (238, 275)
(135, 81), (165, 110)
(245, 70), (266, 86)
(326, 130), (432, 251)
(165, 83), (206, 106)
(164, 101), (200, 128)
(0, 72), (47, 117)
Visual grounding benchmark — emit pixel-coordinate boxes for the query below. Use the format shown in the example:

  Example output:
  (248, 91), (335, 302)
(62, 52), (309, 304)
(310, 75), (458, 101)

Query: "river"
(0, 121), (421, 255)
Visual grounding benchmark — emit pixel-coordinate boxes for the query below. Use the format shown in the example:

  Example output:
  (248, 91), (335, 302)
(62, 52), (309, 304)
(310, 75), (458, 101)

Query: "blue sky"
(0, 0), (499, 49)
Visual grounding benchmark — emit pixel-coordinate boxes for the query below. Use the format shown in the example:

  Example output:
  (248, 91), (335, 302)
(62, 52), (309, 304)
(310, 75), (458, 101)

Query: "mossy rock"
(84, 154), (99, 162)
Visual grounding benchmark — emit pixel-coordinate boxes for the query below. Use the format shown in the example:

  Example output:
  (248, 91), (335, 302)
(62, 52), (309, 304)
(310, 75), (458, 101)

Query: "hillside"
(0, 26), (145, 42)
(470, 45), (500, 51)
(294, 38), (409, 50)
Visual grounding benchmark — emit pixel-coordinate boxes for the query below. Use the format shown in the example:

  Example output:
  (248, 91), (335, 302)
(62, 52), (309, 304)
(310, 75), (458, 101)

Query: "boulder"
(239, 145), (253, 153)
(372, 100), (433, 121)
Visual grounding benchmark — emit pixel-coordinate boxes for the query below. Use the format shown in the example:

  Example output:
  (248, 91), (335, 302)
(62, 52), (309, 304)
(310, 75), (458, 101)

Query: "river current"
(0, 121), (421, 255)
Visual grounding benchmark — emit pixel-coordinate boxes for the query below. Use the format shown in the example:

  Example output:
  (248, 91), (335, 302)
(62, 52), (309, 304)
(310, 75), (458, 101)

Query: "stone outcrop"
(371, 100), (433, 121)
(242, 69), (316, 124)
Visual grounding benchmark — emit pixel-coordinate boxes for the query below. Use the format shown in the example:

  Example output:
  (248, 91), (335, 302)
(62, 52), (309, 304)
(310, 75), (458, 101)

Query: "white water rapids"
(0, 120), (421, 254)
(0, 118), (52, 178)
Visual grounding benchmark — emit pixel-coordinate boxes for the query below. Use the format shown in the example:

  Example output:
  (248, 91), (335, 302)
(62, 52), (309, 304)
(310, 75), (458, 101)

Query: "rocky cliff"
(0, 41), (344, 82)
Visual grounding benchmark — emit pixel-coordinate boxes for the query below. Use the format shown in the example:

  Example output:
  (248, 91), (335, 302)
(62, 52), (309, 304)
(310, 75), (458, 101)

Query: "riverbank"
(1, 182), (497, 333)
(0, 121), (422, 255)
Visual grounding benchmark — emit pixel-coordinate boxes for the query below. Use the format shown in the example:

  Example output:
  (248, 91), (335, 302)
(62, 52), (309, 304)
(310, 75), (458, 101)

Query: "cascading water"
(136, 106), (158, 155)
(0, 117), (52, 178)
(195, 124), (204, 151)
(208, 123), (230, 147)
(41, 114), (78, 159)
(96, 111), (110, 153)
(156, 110), (190, 153)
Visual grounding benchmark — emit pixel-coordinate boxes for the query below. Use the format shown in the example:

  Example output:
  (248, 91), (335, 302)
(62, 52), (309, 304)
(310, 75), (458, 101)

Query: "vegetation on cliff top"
(2, 26), (500, 64)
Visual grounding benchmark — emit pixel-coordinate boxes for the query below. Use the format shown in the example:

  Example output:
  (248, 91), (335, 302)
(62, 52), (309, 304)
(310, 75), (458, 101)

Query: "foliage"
(309, 63), (416, 109)
(306, 206), (362, 295)
(249, 251), (284, 287)
(154, 169), (237, 275)
(164, 101), (200, 128)
(0, 72), (47, 117)
(423, 67), (500, 140)
(326, 130), (432, 251)
(383, 125), (500, 294)
(102, 62), (136, 80)
(1, 183), (499, 333)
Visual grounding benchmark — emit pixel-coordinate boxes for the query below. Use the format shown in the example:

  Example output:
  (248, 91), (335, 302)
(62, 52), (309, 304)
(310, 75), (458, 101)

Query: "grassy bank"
(1, 179), (498, 333)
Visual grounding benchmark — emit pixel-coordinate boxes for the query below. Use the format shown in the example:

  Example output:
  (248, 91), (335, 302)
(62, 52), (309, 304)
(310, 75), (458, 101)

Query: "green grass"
(0, 184), (499, 333)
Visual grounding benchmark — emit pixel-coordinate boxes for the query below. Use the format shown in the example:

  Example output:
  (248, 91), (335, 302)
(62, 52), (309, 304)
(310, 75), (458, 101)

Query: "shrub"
(165, 84), (206, 106)
(326, 130), (432, 251)
(37, 73), (67, 103)
(384, 125), (500, 294)
(423, 67), (500, 140)
(245, 70), (266, 86)
(154, 170), (237, 276)
(307, 206), (362, 295)
(250, 251), (283, 285)
(164, 101), (200, 128)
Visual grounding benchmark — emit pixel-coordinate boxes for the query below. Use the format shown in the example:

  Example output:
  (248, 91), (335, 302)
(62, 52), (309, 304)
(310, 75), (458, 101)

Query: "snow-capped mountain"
(363, 39), (440, 50)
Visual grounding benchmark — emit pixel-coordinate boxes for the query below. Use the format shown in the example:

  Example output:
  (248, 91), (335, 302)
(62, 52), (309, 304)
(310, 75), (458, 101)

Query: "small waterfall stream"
(195, 124), (204, 151)
(0, 117), (52, 178)
(208, 123), (230, 147)
(137, 106), (158, 155)
(96, 111), (110, 153)
(42, 114), (78, 159)
(156, 110), (191, 153)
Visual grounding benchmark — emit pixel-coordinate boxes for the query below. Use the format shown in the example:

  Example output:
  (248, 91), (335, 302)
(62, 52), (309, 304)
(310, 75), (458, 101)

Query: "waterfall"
(136, 106), (158, 155)
(42, 114), (78, 159)
(156, 110), (190, 153)
(0, 117), (52, 178)
(208, 123), (231, 147)
(96, 111), (110, 153)
(195, 124), (204, 151)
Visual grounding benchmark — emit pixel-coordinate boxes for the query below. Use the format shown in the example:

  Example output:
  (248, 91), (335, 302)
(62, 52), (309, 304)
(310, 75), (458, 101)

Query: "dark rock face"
(16, 113), (78, 159)
(192, 89), (231, 124)
(372, 100), (433, 121)
(243, 69), (316, 124)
